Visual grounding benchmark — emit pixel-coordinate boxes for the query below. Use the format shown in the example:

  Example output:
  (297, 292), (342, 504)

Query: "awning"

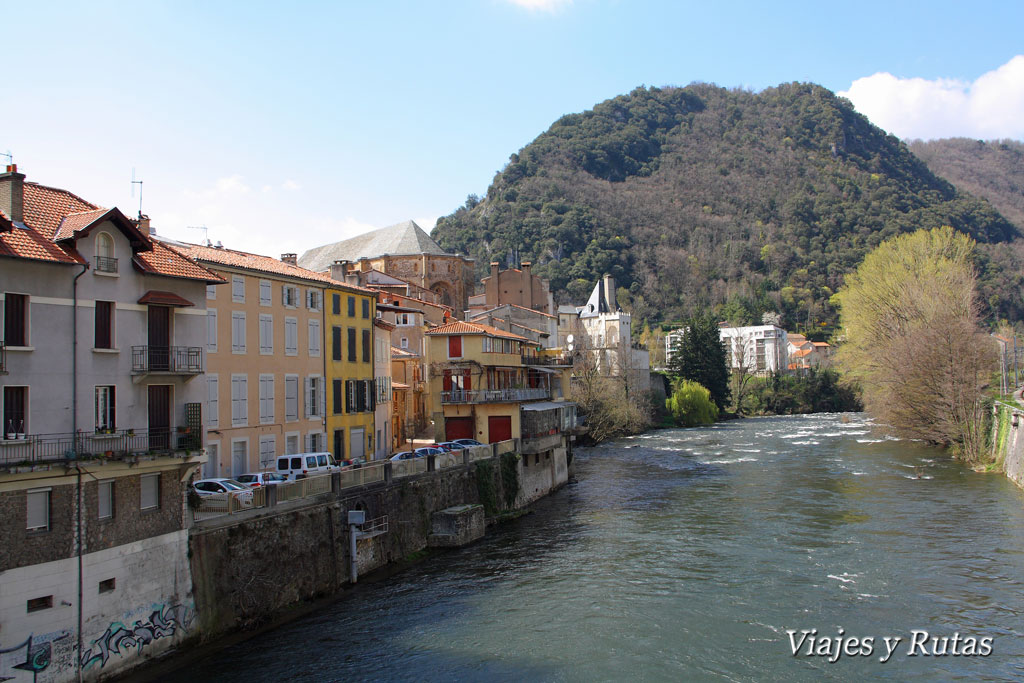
(393, 382), (410, 389)
(137, 290), (195, 307)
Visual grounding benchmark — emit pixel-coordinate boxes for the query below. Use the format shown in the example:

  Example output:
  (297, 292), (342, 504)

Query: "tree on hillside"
(835, 226), (997, 461)
(667, 311), (730, 411)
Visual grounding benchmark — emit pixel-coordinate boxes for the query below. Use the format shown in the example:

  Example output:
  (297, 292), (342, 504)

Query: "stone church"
(298, 220), (476, 315)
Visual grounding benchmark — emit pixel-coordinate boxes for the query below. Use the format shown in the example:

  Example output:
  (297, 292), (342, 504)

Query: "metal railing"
(94, 256), (118, 273)
(0, 427), (201, 466)
(131, 346), (204, 374)
(521, 355), (571, 366)
(441, 388), (550, 404)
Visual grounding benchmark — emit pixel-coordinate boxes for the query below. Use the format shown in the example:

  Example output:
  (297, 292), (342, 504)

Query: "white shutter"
(208, 375), (219, 427)
(319, 376), (326, 417)
(207, 310), (217, 352)
(303, 377), (312, 419)
(26, 490), (49, 529)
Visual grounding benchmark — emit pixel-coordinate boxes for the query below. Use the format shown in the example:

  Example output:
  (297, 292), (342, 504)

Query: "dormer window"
(94, 232), (117, 274)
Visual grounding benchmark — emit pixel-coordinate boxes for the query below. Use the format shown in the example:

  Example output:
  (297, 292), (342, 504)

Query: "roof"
(426, 320), (530, 342)
(137, 240), (225, 283)
(391, 346), (418, 358)
(138, 290), (195, 307)
(179, 242), (372, 291)
(22, 182), (99, 240)
(472, 303), (556, 319)
(298, 220), (450, 272)
(374, 318), (396, 331)
(0, 226), (84, 265)
(812, 341), (830, 348)
(393, 382), (411, 390)
(791, 348), (813, 358)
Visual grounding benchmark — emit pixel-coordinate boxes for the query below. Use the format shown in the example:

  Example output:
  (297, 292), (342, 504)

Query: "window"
(207, 375), (219, 428)
(98, 480), (114, 520)
(285, 375), (299, 422)
(231, 375), (247, 426)
(95, 386), (116, 431)
(4, 386), (27, 438)
(345, 380), (355, 413)
(332, 379), (343, 414)
(306, 376), (323, 418)
(207, 284), (217, 300)
(334, 428), (344, 459)
(259, 436), (276, 470)
(285, 433), (299, 455)
(346, 296), (356, 317)
(348, 328), (357, 362)
(99, 578), (116, 594)
(94, 232), (116, 273)
(232, 276), (245, 303)
(362, 299), (370, 319)
(307, 289), (321, 311)
(259, 280), (272, 306)
(397, 313), (412, 326)
(259, 374), (275, 424)
(231, 440), (248, 478)
(27, 596), (53, 612)
(207, 309), (218, 352)
(26, 488), (49, 530)
(259, 314), (274, 354)
(332, 293), (341, 315)
(284, 317), (298, 356)
(308, 320), (320, 357)
(307, 432), (324, 452)
(4, 293), (28, 346)
(362, 329), (371, 363)
(332, 326), (342, 361)
(141, 473), (160, 509)
(94, 301), (114, 349)
(231, 312), (246, 353)
(449, 335), (462, 358)
(283, 285), (298, 308)
(400, 336), (409, 349)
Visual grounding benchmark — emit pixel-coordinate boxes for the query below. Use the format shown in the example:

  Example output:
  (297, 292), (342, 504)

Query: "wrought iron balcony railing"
(441, 387), (550, 404)
(0, 427), (202, 466)
(131, 346), (203, 374)
(94, 256), (118, 273)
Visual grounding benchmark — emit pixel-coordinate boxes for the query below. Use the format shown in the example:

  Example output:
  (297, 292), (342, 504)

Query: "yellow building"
(425, 321), (554, 444)
(324, 282), (377, 461)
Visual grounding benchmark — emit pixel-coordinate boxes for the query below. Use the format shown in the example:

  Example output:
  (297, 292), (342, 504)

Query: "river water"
(165, 414), (1024, 681)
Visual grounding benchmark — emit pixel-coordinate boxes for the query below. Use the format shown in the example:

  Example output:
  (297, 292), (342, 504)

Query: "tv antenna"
(130, 168), (144, 219)
(186, 225), (210, 245)
(0, 150), (12, 166)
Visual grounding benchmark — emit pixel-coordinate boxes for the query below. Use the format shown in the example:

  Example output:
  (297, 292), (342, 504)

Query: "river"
(163, 413), (1024, 681)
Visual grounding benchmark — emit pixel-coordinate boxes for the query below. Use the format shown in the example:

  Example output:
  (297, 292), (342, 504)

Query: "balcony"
(94, 256), (118, 273)
(131, 346), (203, 375)
(441, 388), (550, 404)
(0, 427), (202, 467)
(521, 355), (572, 366)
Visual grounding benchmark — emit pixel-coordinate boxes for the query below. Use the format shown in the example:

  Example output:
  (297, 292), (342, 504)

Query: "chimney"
(490, 261), (500, 280)
(134, 214), (153, 235)
(522, 261), (532, 306)
(281, 253), (297, 266)
(0, 164), (26, 223)
(330, 259), (348, 282)
(603, 274), (616, 311)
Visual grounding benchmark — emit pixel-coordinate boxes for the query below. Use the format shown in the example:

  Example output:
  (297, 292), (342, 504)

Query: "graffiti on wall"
(80, 603), (194, 670)
(0, 630), (72, 682)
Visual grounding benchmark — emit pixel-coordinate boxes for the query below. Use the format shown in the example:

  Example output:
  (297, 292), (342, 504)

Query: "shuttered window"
(332, 326), (342, 361)
(347, 328), (357, 362)
(231, 375), (247, 426)
(231, 312), (246, 353)
(285, 317), (298, 356)
(259, 314), (273, 354)
(207, 309), (218, 352)
(285, 375), (299, 422)
(207, 375), (219, 427)
(140, 474), (160, 510)
(259, 375), (274, 424)
(308, 320), (320, 357)
(26, 489), (49, 530)
(362, 329), (370, 363)
(94, 301), (114, 349)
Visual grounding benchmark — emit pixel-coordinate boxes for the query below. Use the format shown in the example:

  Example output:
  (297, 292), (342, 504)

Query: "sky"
(3, 0), (1023, 258)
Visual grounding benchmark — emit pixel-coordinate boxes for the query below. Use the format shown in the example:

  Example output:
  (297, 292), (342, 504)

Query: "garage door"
(445, 417), (474, 441)
(487, 416), (512, 443)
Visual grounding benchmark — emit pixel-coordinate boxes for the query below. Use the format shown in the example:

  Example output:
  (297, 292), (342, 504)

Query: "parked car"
(275, 452), (341, 480)
(192, 478), (255, 507)
(452, 439), (484, 447)
(235, 472), (289, 487)
(437, 441), (469, 451)
(390, 451), (418, 462)
(414, 446), (445, 457)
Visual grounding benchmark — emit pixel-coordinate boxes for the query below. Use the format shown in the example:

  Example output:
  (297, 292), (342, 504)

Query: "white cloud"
(415, 215), (441, 231)
(839, 55), (1024, 141)
(282, 179), (301, 191)
(505, 0), (572, 12)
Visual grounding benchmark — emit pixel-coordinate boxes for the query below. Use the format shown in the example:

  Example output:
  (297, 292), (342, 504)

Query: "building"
(378, 300), (428, 443)
(574, 274), (651, 391)
(372, 318), (394, 460)
(469, 261), (554, 316)
(0, 166), (219, 681)
(425, 321), (556, 443)
(720, 324), (788, 375)
(467, 303), (558, 348)
(178, 245), (341, 476)
(298, 220), (475, 315)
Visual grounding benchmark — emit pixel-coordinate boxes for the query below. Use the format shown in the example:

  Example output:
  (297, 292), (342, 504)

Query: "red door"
(445, 417), (474, 441)
(487, 415), (512, 443)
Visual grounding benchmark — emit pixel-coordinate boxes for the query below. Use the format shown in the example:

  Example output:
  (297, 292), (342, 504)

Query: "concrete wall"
(993, 400), (1024, 488)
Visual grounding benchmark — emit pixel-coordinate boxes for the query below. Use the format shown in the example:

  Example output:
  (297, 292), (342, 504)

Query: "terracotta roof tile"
(792, 348), (813, 358)
(137, 290), (196, 307)
(0, 227), (84, 264)
(135, 240), (225, 283)
(22, 182), (99, 239)
(53, 208), (111, 241)
(426, 320), (530, 342)
(179, 243), (375, 292)
(391, 346), (417, 358)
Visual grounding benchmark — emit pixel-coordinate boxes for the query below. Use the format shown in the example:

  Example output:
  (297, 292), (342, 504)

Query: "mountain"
(909, 138), (1024, 233)
(433, 83), (1022, 333)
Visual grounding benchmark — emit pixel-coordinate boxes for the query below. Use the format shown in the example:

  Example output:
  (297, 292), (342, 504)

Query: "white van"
(275, 452), (341, 480)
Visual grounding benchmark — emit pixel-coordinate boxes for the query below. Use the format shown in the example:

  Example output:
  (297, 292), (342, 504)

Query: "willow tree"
(835, 226), (996, 461)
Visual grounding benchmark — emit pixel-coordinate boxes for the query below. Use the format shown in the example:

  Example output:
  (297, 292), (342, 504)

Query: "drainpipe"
(72, 261), (88, 683)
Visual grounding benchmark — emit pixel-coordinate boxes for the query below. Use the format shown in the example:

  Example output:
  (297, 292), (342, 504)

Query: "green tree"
(835, 226), (996, 460)
(666, 379), (719, 427)
(667, 311), (731, 410)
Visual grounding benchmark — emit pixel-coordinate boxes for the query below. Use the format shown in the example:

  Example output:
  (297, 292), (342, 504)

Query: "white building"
(574, 275), (650, 391)
(719, 324), (788, 375)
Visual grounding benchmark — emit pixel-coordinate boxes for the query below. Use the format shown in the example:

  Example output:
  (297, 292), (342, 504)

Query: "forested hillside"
(434, 84), (1023, 335)
(910, 138), (1024, 232)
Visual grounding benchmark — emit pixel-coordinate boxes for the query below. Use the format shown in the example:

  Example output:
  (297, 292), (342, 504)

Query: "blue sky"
(4, 0), (1023, 257)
